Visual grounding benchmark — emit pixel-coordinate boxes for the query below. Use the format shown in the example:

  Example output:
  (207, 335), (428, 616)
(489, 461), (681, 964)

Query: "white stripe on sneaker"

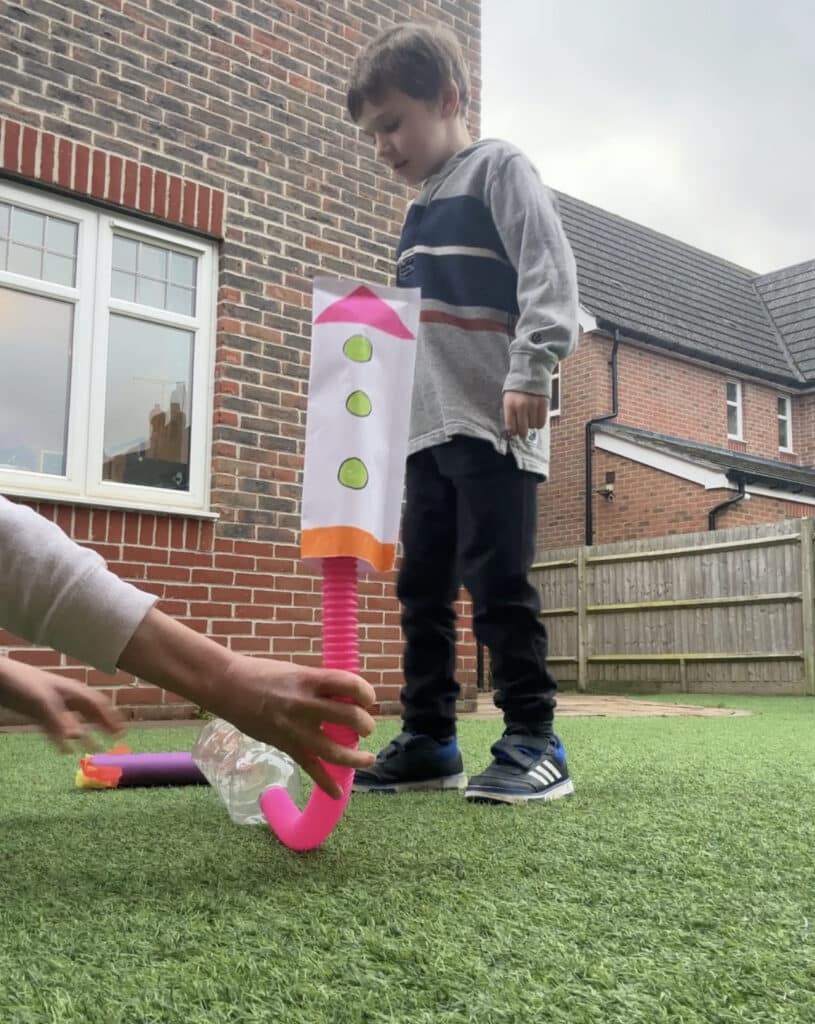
(542, 760), (562, 780)
(531, 767), (555, 785)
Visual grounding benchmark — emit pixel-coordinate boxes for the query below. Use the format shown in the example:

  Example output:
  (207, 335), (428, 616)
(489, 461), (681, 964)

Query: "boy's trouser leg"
(436, 438), (558, 736)
(396, 449), (461, 740)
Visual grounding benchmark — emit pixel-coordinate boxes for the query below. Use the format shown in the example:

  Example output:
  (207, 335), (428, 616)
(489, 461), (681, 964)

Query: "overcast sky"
(481, 0), (814, 274)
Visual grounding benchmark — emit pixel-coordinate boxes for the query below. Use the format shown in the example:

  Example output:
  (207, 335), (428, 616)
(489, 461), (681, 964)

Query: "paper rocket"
(301, 277), (421, 573)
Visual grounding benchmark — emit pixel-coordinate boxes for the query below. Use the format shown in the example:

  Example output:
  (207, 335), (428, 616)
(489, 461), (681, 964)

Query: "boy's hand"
(0, 658), (124, 751)
(503, 391), (549, 438)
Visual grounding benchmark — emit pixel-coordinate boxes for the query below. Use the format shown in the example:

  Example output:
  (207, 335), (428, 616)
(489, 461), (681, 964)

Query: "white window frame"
(0, 181), (216, 515)
(549, 363), (561, 418)
(726, 379), (743, 440)
(777, 394), (793, 453)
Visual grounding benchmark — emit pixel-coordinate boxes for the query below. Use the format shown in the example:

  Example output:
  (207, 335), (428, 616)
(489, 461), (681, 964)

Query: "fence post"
(577, 545), (588, 692)
(800, 517), (815, 696)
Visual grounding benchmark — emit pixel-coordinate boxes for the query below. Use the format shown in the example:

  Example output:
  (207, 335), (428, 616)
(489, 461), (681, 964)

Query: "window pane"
(551, 371), (560, 413)
(777, 397), (787, 418)
(11, 208), (45, 247)
(170, 251), (196, 288)
(102, 314), (193, 491)
(43, 252), (75, 287)
(726, 381), (737, 404)
(0, 203), (9, 239)
(779, 419), (789, 449)
(111, 269), (136, 302)
(8, 242), (42, 279)
(136, 276), (166, 309)
(0, 287), (72, 475)
(113, 236), (138, 272)
(46, 217), (78, 258)
(0, 240), (7, 271)
(140, 243), (168, 280)
(727, 404), (739, 436)
(167, 284), (195, 316)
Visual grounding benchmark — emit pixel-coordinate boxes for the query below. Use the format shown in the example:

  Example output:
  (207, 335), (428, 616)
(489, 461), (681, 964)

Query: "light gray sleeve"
(0, 497), (157, 673)
(488, 154), (580, 398)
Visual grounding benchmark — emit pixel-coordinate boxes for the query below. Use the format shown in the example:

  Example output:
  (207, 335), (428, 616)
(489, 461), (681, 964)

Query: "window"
(778, 395), (793, 451)
(0, 182), (215, 512)
(550, 363), (561, 417)
(726, 380), (743, 440)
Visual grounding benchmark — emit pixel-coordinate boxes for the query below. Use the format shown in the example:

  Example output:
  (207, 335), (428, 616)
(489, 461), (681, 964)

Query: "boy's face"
(358, 88), (460, 186)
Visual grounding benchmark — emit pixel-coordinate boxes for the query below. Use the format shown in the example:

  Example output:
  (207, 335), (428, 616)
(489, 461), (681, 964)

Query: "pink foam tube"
(259, 556), (359, 851)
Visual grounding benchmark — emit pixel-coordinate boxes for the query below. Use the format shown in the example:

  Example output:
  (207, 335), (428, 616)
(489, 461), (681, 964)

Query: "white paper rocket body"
(301, 276), (421, 574)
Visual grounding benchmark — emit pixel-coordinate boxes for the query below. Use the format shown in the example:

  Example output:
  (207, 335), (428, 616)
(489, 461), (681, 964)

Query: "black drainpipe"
(708, 475), (747, 531)
(585, 329), (621, 546)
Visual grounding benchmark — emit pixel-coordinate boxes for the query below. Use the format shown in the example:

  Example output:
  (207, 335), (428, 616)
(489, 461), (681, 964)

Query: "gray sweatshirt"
(0, 496), (156, 672)
(396, 138), (579, 476)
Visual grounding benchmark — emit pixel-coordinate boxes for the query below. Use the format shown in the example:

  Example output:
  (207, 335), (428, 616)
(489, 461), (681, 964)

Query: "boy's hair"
(346, 22), (471, 123)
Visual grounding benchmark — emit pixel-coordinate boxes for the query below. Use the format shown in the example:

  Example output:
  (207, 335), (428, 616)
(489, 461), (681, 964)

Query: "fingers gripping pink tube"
(259, 557), (359, 851)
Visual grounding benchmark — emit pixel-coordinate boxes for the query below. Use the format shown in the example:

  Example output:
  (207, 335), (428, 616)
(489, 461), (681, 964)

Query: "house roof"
(599, 423), (815, 498)
(754, 261), (815, 380)
(555, 192), (814, 387)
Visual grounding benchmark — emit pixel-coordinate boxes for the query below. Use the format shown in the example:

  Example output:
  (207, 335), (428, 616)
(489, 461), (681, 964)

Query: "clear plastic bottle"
(192, 718), (301, 825)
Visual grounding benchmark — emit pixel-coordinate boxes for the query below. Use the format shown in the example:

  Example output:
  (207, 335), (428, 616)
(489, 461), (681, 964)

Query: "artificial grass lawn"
(1, 696), (814, 1024)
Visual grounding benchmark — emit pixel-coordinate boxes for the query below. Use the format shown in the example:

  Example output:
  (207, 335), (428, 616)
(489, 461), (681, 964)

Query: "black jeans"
(396, 436), (557, 739)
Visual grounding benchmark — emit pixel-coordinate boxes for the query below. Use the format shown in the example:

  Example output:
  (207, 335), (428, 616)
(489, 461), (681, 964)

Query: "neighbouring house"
(541, 192), (815, 553)
(0, 0), (482, 724)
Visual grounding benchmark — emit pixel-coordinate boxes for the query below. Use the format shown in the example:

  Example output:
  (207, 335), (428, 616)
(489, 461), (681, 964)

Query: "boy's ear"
(439, 78), (461, 119)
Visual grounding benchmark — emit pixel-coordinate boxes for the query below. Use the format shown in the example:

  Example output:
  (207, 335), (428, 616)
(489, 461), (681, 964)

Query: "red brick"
(3, 120), (20, 172)
(123, 160), (138, 208)
(115, 687), (163, 706)
(21, 126), (37, 176)
(196, 185), (210, 231)
(154, 170), (168, 219)
(181, 180), (196, 227)
(168, 175), (182, 221)
(40, 133), (55, 182)
(74, 144), (90, 192)
(108, 155), (123, 204)
(138, 164), (153, 213)
(91, 150), (106, 198)
(210, 189), (224, 236)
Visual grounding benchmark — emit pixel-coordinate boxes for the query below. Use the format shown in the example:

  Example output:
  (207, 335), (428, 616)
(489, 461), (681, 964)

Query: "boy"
(346, 23), (579, 804)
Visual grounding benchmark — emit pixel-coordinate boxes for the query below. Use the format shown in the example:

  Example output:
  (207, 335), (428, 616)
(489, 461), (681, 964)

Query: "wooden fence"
(530, 518), (815, 696)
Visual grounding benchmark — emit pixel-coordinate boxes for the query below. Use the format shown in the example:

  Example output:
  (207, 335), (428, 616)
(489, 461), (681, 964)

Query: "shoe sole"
(464, 778), (575, 805)
(352, 772), (468, 794)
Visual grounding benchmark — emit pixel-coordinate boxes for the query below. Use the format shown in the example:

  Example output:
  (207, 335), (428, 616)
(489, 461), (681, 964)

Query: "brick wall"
(615, 342), (804, 461)
(592, 453), (814, 543)
(0, 0), (482, 721)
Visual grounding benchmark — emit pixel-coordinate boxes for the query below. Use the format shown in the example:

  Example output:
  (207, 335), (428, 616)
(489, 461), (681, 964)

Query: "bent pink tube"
(259, 556), (359, 851)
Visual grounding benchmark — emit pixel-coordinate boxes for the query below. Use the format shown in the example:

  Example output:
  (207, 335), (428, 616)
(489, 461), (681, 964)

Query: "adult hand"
(0, 657), (123, 751)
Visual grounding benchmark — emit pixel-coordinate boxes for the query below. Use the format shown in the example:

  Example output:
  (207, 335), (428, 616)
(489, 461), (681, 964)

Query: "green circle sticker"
(346, 390), (372, 417)
(343, 334), (373, 363)
(338, 458), (369, 490)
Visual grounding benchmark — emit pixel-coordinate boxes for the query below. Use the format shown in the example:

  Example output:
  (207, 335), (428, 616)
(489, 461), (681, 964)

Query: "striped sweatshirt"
(396, 138), (579, 477)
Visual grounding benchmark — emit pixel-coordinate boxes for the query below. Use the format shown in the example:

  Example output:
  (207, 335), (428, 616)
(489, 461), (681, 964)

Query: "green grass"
(1, 696), (814, 1023)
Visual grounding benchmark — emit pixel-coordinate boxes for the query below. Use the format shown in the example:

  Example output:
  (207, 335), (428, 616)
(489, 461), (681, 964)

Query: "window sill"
(0, 486), (220, 521)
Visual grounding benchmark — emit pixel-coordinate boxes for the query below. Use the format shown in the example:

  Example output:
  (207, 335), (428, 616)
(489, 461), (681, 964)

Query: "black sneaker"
(465, 733), (574, 805)
(352, 731), (467, 793)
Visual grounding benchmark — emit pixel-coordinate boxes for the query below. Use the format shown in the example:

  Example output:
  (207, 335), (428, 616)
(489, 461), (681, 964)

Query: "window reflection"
(101, 314), (194, 490)
(0, 288), (72, 475)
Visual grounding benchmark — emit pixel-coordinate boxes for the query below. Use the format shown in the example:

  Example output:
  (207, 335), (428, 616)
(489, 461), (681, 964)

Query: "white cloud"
(481, 0), (815, 272)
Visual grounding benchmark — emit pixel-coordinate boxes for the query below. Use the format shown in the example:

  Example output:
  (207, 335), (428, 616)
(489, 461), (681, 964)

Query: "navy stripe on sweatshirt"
(397, 251), (519, 315)
(398, 195), (511, 263)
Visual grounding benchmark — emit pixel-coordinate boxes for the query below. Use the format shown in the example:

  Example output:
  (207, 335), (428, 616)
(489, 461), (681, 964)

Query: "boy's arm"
(488, 154), (579, 399)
